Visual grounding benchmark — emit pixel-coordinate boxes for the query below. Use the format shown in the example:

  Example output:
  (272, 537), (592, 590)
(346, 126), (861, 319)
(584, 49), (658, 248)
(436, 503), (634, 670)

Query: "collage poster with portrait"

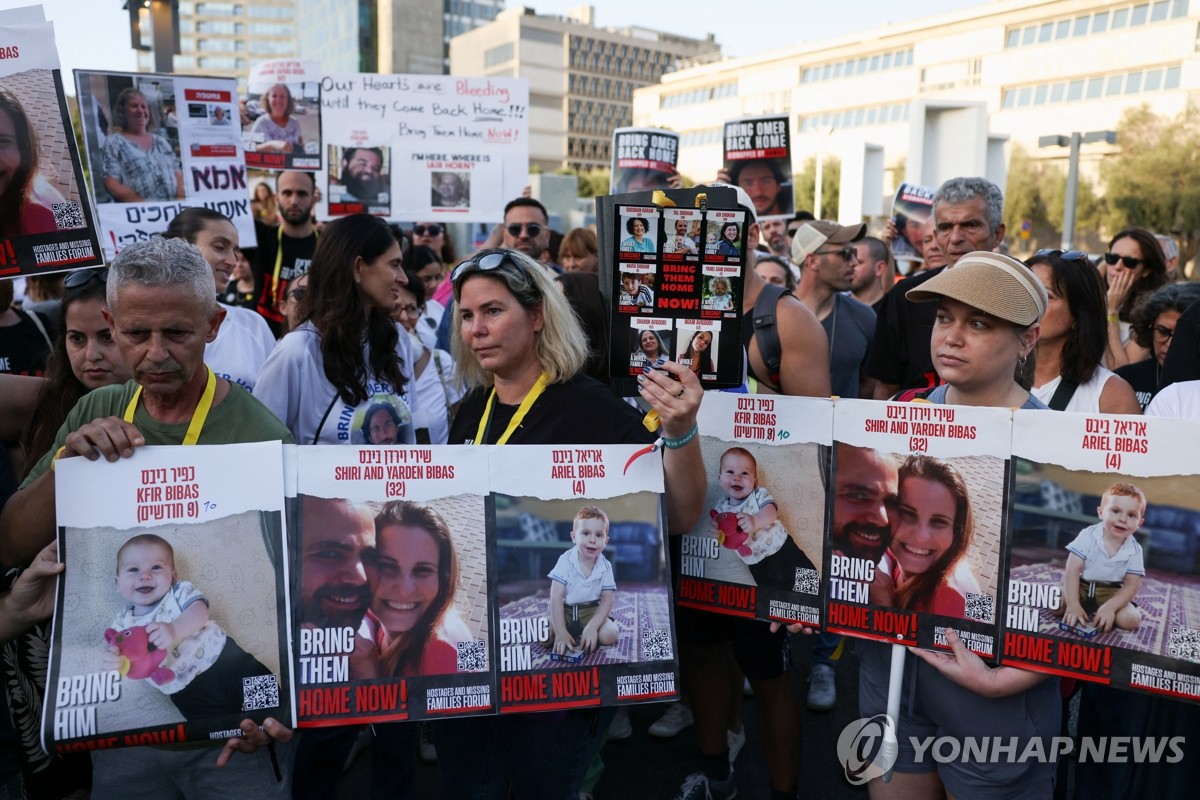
(45, 442), (294, 752)
(825, 399), (1011, 661)
(75, 69), (254, 260)
(316, 73), (527, 222)
(293, 445), (495, 725)
(722, 114), (793, 221)
(608, 201), (746, 394)
(677, 393), (831, 628)
(242, 59), (322, 172)
(1003, 410), (1200, 703)
(0, 18), (101, 277)
(491, 445), (679, 713)
(609, 127), (678, 195)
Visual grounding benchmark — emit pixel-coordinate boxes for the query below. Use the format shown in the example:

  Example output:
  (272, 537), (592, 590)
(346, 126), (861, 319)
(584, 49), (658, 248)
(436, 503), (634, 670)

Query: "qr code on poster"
(641, 629), (673, 661)
(242, 674), (279, 711)
(793, 568), (819, 595)
(52, 202), (84, 230)
(965, 592), (995, 623)
(1168, 626), (1200, 662)
(457, 640), (488, 672)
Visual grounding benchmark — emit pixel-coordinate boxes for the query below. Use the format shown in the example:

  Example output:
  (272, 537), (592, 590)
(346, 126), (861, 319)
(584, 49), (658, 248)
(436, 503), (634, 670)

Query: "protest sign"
(318, 74), (528, 221)
(293, 445), (495, 725)
(490, 445), (678, 713)
(1003, 411), (1200, 701)
(75, 70), (253, 259)
(677, 393), (830, 627)
(891, 182), (935, 266)
(0, 20), (100, 277)
(610, 127), (678, 195)
(827, 399), (1010, 661)
(723, 114), (792, 220)
(45, 442), (294, 753)
(242, 59), (322, 171)
(608, 198), (746, 393)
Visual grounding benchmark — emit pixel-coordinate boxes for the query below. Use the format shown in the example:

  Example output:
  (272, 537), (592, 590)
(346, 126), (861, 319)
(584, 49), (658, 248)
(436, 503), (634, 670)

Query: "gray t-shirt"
(822, 293), (876, 399)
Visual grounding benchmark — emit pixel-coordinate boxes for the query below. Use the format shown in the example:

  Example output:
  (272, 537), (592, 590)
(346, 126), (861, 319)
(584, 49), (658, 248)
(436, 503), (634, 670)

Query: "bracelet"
(50, 445), (67, 472)
(661, 424), (698, 449)
(1107, 313), (1120, 323)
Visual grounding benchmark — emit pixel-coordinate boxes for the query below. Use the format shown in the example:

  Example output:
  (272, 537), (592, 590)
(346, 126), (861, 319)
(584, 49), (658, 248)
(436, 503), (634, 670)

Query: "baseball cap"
(905, 251), (1047, 326)
(708, 182), (757, 224)
(790, 220), (867, 264)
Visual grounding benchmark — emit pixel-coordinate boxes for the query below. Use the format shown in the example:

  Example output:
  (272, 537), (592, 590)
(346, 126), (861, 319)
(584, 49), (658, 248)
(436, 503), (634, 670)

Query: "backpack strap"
(892, 385), (937, 403)
(1046, 379), (1079, 411)
(747, 282), (790, 390)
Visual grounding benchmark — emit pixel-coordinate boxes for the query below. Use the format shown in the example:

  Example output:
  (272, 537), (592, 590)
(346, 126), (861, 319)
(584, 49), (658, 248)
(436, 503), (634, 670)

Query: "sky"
(36, 0), (981, 87)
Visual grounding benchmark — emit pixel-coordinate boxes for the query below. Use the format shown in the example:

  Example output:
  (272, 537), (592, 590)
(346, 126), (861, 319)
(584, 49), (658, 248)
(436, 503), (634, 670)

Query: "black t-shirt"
(1114, 357), (1160, 412)
(1161, 300), (1200, 389)
(252, 220), (316, 334)
(448, 374), (654, 446)
(0, 308), (51, 377)
(865, 266), (944, 391)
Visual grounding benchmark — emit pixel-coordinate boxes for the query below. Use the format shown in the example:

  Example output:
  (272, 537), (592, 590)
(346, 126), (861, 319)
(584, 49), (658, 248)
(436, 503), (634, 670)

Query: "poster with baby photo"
(0, 19), (102, 277)
(608, 202), (744, 394)
(242, 59), (322, 171)
(293, 445), (495, 725)
(490, 445), (678, 712)
(1003, 410), (1200, 701)
(677, 393), (831, 627)
(826, 399), (1011, 662)
(45, 442), (293, 753)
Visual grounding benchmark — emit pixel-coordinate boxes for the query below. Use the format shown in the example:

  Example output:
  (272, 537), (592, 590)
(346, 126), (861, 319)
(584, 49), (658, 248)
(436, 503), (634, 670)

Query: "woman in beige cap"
(859, 251), (1060, 800)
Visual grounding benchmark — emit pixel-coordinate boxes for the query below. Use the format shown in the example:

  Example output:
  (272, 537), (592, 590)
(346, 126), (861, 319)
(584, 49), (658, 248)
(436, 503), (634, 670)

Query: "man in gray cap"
(792, 220), (876, 399)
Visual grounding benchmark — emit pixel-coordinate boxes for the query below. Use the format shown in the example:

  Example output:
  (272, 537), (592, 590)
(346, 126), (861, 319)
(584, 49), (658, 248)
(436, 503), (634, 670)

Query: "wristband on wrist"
(50, 445), (67, 472)
(1107, 314), (1120, 323)
(661, 424), (698, 449)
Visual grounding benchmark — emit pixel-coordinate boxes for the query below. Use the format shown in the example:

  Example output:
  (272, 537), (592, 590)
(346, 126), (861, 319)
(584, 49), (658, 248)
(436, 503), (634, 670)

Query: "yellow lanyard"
(122, 366), (217, 445)
(473, 372), (549, 446)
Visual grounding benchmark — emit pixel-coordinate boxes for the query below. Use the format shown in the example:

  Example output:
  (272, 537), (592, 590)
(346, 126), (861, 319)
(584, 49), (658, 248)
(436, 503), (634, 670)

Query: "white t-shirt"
(714, 487), (788, 564)
(1066, 521), (1145, 582)
(548, 547), (615, 606)
(206, 302), (276, 392)
(410, 339), (465, 445)
(111, 580), (226, 695)
(254, 321), (417, 444)
(1031, 366), (1119, 413)
(1145, 379), (1200, 419)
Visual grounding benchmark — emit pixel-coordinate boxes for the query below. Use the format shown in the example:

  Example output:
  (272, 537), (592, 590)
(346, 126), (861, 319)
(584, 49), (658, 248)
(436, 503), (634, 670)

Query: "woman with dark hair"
(103, 87), (183, 201)
(21, 269), (132, 476)
(1103, 228), (1169, 369)
(557, 270), (610, 384)
(363, 501), (466, 676)
(630, 328), (667, 368)
(249, 83), (303, 154)
(716, 222), (740, 257)
(164, 207), (276, 391)
(620, 216), (655, 253)
(255, 214), (415, 444)
(393, 271), (462, 444)
(1117, 282), (1200, 410)
(0, 88), (56, 236)
(858, 251), (1059, 800)
(1027, 249), (1140, 414)
(405, 244), (447, 346)
(872, 455), (980, 616)
(680, 329), (714, 375)
(360, 402), (404, 444)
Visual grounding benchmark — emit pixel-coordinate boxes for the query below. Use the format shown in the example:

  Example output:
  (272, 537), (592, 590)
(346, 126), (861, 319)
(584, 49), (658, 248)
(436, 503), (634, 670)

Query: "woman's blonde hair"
(451, 249), (589, 389)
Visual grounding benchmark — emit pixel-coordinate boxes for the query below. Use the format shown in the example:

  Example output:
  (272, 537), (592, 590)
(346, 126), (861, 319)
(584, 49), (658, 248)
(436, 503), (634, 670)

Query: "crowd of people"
(1, 164), (1200, 800)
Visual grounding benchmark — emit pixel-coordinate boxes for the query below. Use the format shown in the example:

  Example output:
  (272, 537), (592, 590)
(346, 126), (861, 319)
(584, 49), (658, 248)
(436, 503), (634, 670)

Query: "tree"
(792, 156), (840, 218)
(1003, 144), (1104, 256)
(1102, 104), (1200, 268)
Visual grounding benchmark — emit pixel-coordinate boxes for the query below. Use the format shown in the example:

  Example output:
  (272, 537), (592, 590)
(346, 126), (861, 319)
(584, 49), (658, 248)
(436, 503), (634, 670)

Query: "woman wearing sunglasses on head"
(255, 214), (416, 445)
(434, 248), (706, 799)
(1026, 249), (1140, 414)
(1102, 229), (1168, 370)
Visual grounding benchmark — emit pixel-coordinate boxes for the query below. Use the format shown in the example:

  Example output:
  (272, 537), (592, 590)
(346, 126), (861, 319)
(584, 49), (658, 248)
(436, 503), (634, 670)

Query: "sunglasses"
(63, 267), (109, 290)
(814, 247), (856, 261)
(1104, 252), (1145, 270)
(412, 224), (443, 237)
(1034, 249), (1089, 264)
(1151, 324), (1175, 342)
(450, 249), (524, 284)
(505, 222), (543, 239)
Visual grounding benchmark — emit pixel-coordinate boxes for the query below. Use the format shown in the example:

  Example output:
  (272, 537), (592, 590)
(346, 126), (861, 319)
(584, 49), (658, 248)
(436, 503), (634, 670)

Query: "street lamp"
(1038, 130), (1117, 250)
